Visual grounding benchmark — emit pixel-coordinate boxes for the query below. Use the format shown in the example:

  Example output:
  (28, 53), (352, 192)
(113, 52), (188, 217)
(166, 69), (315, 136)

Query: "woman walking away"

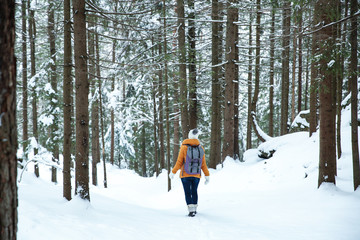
(169, 129), (210, 217)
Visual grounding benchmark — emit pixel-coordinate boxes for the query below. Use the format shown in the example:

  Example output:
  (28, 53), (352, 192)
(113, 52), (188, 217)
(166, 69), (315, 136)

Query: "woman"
(169, 129), (210, 217)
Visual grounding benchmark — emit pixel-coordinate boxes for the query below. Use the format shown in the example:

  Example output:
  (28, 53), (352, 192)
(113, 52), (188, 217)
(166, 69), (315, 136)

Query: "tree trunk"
(163, 0), (171, 191)
(246, 10), (253, 149)
(22, 0), (28, 163)
(73, 0), (90, 200)
(141, 124), (147, 177)
(0, 0), (17, 238)
(269, 3), (275, 137)
(233, 7), (239, 160)
(96, 31), (107, 189)
(222, 0), (237, 160)
(188, 0), (197, 129)
(297, 8), (303, 114)
(177, 0), (189, 137)
(48, 0), (58, 184)
(158, 43), (165, 170)
(280, 1), (291, 135)
(251, 0), (261, 131)
(28, 0), (39, 177)
(152, 75), (159, 176)
(88, 15), (98, 186)
(317, 0), (338, 188)
(291, 27), (297, 122)
(63, 0), (72, 201)
(350, 0), (360, 190)
(209, 0), (223, 168)
(309, 5), (318, 137)
(111, 43), (115, 166)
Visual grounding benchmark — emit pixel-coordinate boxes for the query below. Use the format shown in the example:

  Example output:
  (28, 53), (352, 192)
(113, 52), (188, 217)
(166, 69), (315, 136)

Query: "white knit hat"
(188, 129), (200, 139)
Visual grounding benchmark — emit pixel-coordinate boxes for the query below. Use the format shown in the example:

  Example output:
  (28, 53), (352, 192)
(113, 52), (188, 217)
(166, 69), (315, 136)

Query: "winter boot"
(187, 204), (196, 217)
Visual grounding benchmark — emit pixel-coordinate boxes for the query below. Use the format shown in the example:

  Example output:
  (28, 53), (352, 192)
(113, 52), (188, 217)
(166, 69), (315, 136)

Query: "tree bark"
(0, 0), (18, 238)
(88, 15), (98, 186)
(297, 8), (303, 114)
(63, 0), (72, 200)
(222, 0), (237, 160)
(349, 0), (359, 190)
(246, 10), (253, 149)
(280, 0), (291, 135)
(28, 0), (39, 177)
(251, 0), (261, 132)
(233, 7), (239, 160)
(22, 0), (28, 163)
(96, 31), (107, 189)
(209, 0), (223, 168)
(177, 0), (189, 137)
(309, 6), (318, 137)
(188, 0), (197, 129)
(269, 3), (275, 137)
(317, 0), (338, 188)
(48, 0), (58, 184)
(73, 0), (90, 200)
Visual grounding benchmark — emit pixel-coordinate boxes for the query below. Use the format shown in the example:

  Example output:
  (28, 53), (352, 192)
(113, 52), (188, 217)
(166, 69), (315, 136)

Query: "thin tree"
(188, 0), (197, 129)
(250, 0), (261, 133)
(88, 15), (99, 186)
(349, 0), (359, 190)
(177, 0), (189, 137)
(163, 0), (171, 191)
(280, 0), (291, 135)
(209, 0), (223, 168)
(28, 0), (39, 177)
(0, 0), (17, 238)
(317, 0), (338, 188)
(309, 5), (318, 137)
(48, 0), (59, 183)
(269, 1), (275, 137)
(22, 0), (28, 163)
(73, 0), (90, 200)
(246, 9), (253, 149)
(63, 0), (72, 201)
(96, 31), (107, 189)
(222, 0), (237, 160)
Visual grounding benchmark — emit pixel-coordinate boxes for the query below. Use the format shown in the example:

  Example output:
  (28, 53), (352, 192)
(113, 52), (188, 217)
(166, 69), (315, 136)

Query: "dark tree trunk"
(73, 0), (90, 200)
(317, 0), (338, 188)
(222, 0), (237, 160)
(251, 0), (261, 131)
(0, 0), (18, 238)
(188, 0), (197, 129)
(349, 0), (360, 190)
(158, 43), (165, 170)
(63, 0), (72, 200)
(177, 0), (189, 137)
(246, 10), (253, 149)
(48, 0), (58, 184)
(97, 32), (107, 189)
(209, 0), (223, 168)
(280, 1), (291, 135)
(233, 8), (239, 160)
(269, 3), (275, 137)
(297, 8), (303, 114)
(28, 0), (39, 177)
(88, 15), (98, 186)
(141, 124), (147, 177)
(22, 0), (28, 162)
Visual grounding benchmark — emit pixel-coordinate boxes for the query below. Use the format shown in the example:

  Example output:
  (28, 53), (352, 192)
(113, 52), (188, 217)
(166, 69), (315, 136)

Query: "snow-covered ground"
(18, 106), (360, 240)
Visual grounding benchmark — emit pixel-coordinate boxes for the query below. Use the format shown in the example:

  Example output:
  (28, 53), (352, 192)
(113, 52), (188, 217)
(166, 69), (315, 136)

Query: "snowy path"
(18, 157), (360, 240)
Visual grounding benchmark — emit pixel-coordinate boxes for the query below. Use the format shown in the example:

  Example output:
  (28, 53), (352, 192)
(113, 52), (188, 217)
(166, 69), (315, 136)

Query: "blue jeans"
(181, 177), (200, 205)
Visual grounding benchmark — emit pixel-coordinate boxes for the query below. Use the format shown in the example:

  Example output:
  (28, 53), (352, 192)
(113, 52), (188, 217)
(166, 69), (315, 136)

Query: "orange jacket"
(171, 139), (210, 178)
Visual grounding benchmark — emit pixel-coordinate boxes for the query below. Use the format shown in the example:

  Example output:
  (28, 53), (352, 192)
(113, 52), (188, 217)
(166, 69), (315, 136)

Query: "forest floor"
(18, 107), (360, 240)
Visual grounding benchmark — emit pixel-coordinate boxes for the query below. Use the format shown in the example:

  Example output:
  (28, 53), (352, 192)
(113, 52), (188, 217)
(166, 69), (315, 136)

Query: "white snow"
(18, 107), (360, 240)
